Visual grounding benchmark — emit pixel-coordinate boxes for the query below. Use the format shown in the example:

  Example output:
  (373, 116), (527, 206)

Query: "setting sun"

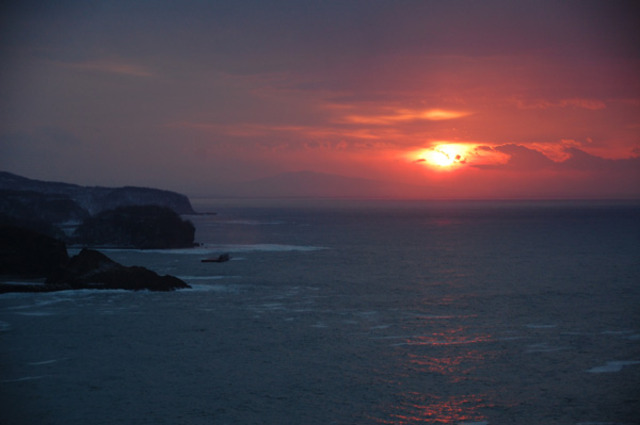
(413, 144), (468, 169)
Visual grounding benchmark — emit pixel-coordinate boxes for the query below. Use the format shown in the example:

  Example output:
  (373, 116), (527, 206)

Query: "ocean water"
(1, 199), (639, 425)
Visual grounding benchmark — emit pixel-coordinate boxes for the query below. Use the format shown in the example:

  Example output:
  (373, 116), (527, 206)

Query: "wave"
(177, 275), (237, 281)
(187, 283), (243, 293)
(2, 375), (52, 383)
(586, 360), (640, 373)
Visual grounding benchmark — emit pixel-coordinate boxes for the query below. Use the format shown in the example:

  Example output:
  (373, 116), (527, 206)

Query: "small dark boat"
(201, 253), (231, 263)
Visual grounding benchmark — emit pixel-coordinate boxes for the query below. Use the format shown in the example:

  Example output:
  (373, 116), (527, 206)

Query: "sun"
(414, 144), (467, 168)
(430, 149), (456, 166)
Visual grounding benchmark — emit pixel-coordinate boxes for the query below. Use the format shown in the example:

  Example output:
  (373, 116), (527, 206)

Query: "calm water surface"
(1, 200), (639, 424)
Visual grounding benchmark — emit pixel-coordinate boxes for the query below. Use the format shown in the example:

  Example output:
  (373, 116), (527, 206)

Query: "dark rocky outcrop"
(73, 205), (195, 249)
(0, 225), (69, 277)
(46, 249), (190, 291)
(0, 226), (190, 293)
(0, 171), (199, 248)
(0, 189), (90, 224)
(0, 189), (89, 238)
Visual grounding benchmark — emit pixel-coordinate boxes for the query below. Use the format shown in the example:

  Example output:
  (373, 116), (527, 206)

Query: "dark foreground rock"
(0, 226), (190, 293)
(46, 249), (190, 291)
(0, 225), (69, 277)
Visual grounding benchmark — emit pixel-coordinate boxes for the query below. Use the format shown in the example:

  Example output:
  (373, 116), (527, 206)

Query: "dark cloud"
(482, 144), (557, 170)
(562, 148), (640, 173)
(475, 144), (640, 178)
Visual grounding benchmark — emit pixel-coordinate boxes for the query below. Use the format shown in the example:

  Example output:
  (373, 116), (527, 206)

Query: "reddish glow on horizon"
(2, 2), (638, 198)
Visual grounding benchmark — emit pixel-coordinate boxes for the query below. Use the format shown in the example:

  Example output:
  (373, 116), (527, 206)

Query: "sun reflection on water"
(374, 392), (493, 425)
(394, 327), (494, 347)
(407, 350), (486, 384)
(372, 323), (496, 424)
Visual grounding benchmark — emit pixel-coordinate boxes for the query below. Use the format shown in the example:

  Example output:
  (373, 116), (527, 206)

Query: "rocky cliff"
(0, 172), (198, 248)
(0, 171), (196, 215)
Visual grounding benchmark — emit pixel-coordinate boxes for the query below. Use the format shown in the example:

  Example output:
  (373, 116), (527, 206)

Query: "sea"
(1, 199), (639, 425)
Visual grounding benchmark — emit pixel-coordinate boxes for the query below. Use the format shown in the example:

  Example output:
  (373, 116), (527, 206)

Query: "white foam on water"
(525, 342), (567, 353)
(28, 359), (64, 366)
(8, 298), (66, 310)
(188, 283), (242, 293)
(586, 360), (640, 373)
(499, 336), (525, 341)
(179, 275), (241, 281)
(258, 302), (286, 310)
(2, 375), (51, 383)
(600, 330), (640, 341)
(0, 280), (47, 286)
(601, 330), (634, 335)
(576, 422), (618, 425)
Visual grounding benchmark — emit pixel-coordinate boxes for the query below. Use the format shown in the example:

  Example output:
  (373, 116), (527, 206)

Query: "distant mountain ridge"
(0, 171), (195, 215)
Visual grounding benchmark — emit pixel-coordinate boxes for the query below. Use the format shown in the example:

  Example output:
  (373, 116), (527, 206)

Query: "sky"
(1, 0), (639, 199)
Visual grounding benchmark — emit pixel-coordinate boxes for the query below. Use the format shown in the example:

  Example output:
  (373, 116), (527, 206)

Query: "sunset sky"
(1, 0), (639, 198)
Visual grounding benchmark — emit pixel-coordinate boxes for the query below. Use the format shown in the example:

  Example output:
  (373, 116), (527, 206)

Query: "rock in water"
(46, 249), (190, 291)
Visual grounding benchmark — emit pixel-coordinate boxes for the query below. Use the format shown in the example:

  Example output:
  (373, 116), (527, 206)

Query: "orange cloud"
(340, 108), (471, 125)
